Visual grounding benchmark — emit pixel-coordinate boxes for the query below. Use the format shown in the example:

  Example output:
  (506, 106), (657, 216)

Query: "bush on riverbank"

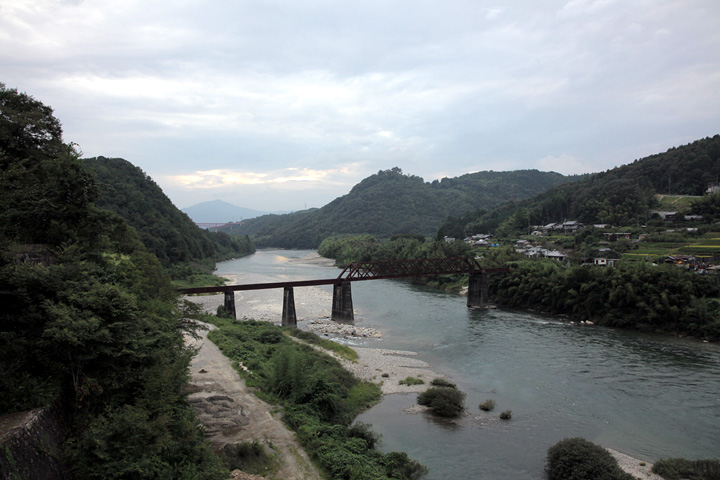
(546, 438), (634, 480)
(417, 385), (466, 418)
(651, 457), (720, 479)
(206, 317), (427, 479)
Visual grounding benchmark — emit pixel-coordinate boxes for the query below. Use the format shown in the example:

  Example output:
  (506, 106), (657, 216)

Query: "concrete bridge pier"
(467, 271), (488, 308)
(332, 281), (354, 323)
(223, 291), (237, 319)
(282, 287), (297, 328)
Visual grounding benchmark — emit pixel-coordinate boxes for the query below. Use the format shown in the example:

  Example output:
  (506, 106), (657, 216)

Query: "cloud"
(169, 167), (354, 190)
(1, 0), (719, 210)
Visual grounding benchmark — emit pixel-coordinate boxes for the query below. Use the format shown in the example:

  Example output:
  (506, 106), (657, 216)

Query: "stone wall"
(0, 408), (64, 480)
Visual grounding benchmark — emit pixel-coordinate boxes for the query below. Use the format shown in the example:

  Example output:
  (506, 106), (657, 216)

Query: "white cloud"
(1, 0), (719, 210)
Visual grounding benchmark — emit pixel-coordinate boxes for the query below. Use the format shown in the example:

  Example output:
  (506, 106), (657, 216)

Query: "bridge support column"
(332, 281), (354, 323)
(223, 291), (237, 319)
(467, 271), (488, 308)
(282, 287), (297, 328)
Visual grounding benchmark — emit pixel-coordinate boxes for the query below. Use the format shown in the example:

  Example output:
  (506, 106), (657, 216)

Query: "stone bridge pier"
(467, 271), (489, 308)
(331, 281), (354, 323)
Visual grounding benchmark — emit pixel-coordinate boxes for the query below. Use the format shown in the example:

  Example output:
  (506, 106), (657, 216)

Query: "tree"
(0, 83), (64, 163)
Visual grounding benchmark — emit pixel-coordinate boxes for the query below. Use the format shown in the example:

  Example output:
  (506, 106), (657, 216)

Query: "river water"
(215, 250), (720, 480)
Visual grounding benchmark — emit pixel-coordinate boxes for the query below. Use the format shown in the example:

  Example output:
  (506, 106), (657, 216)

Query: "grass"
(655, 195), (701, 211)
(222, 441), (279, 476)
(623, 232), (720, 261)
(287, 328), (358, 362)
(479, 399), (496, 411)
(430, 378), (456, 388)
(172, 273), (227, 289)
(205, 316), (428, 480)
(399, 376), (425, 386)
(651, 458), (720, 479)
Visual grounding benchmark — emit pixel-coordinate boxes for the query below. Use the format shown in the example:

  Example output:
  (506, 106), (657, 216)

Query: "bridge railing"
(337, 256), (483, 281)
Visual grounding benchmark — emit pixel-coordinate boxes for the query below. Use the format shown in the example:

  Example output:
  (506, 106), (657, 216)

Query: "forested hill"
(221, 167), (571, 248)
(83, 156), (254, 266)
(1, 84), (227, 477)
(441, 135), (720, 237)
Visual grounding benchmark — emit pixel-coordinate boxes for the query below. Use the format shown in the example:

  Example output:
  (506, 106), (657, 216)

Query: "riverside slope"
(186, 325), (322, 480)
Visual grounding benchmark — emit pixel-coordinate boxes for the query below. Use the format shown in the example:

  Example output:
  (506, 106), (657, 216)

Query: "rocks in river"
(306, 320), (382, 338)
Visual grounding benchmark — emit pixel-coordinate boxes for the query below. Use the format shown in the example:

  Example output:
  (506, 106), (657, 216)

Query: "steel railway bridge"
(179, 257), (508, 327)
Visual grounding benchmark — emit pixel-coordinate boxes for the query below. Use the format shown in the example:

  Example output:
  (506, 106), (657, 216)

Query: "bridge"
(178, 257), (508, 327)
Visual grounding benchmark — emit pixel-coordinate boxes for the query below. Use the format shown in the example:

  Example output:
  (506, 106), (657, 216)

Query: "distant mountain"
(440, 134), (720, 237)
(221, 167), (572, 248)
(182, 200), (270, 223)
(82, 157), (255, 266)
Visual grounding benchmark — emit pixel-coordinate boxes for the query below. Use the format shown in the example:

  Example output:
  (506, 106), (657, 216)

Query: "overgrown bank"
(206, 316), (428, 480)
(318, 235), (720, 341)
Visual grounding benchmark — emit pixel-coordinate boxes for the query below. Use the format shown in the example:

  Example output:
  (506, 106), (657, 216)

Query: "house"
(651, 211), (677, 221)
(593, 257), (618, 267)
(545, 250), (566, 261)
(464, 233), (493, 246)
(561, 220), (583, 233)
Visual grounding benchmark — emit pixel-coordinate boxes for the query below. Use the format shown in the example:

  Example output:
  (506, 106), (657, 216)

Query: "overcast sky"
(2, 0), (719, 212)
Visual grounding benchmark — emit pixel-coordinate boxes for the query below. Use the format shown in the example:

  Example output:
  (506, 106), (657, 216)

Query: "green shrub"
(207, 320), (423, 479)
(222, 441), (278, 475)
(546, 438), (634, 480)
(651, 457), (720, 480)
(215, 304), (234, 318)
(399, 377), (425, 386)
(382, 452), (429, 480)
(430, 378), (456, 388)
(479, 399), (495, 411)
(417, 387), (466, 418)
(499, 410), (512, 420)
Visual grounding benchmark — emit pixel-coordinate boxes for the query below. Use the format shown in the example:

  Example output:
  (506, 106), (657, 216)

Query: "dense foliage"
(207, 318), (427, 479)
(83, 156), (254, 268)
(651, 457), (720, 480)
(0, 84), (226, 478)
(441, 135), (720, 237)
(546, 438), (634, 480)
(416, 386), (466, 418)
(488, 258), (720, 340)
(223, 167), (571, 248)
(318, 234), (473, 266)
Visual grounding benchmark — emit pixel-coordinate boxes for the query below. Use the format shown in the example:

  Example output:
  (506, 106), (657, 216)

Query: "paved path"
(186, 325), (322, 480)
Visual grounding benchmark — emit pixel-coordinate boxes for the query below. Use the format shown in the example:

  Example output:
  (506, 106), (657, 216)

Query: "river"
(215, 250), (720, 480)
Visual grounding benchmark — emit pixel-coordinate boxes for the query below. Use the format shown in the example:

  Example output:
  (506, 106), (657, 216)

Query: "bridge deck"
(178, 257), (507, 295)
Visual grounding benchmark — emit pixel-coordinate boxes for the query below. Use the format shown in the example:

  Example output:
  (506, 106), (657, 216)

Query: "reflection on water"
(218, 250), (720, 480)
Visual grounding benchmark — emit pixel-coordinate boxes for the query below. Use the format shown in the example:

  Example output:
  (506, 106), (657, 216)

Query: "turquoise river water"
(215, 250), (720, 480)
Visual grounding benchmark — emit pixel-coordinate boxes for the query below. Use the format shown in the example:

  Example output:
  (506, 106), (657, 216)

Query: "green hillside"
(1, 84), (226, 478)
(223, 167), (571, 248)
(83, 156), (254, 268)
(441, 135), (720, 237)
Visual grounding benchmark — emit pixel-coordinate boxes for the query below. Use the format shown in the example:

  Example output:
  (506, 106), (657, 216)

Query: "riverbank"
(607, 449), (663, 480)
(186, 291), (444, 395)
(185, 295), (667, 479)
